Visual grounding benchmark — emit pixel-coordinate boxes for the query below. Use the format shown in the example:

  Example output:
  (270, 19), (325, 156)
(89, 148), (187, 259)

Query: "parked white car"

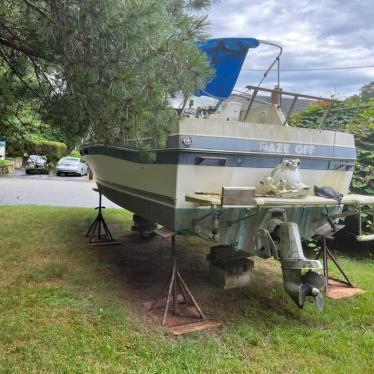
(56, 157), (88, 176)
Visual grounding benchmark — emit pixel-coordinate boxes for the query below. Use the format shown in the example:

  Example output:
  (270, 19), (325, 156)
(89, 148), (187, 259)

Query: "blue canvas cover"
(196, 38), (259, 99)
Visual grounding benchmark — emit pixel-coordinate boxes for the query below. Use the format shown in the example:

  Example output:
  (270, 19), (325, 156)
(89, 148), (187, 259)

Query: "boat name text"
(259, 142), (315, 155)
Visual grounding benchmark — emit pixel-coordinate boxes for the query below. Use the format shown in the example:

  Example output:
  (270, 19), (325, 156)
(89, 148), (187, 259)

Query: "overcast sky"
(207, 0), (374, 98)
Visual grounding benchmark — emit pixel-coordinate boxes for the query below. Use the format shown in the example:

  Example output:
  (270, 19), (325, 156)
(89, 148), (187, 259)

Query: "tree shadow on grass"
(84, 229), (314, 329)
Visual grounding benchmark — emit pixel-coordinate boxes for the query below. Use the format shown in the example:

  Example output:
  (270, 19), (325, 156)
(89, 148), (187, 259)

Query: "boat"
(81, 38), (374, 310)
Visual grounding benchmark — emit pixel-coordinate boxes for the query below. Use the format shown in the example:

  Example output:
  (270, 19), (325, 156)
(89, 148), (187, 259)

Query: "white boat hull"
(81, 116), (356, 246)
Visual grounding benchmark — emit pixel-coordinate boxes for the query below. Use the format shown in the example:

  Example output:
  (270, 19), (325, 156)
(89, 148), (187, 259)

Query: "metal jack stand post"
(316, 236), (363, 299)
(318, 236), (354, 290)
(85, 188), (120, 246)
(150, 236), (220, 335)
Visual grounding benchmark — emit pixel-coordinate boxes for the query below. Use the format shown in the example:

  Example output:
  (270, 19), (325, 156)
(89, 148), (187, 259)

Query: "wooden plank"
(168, 320), (222, 336)
(255, 194), (374, 207)
(356, 234), (374, 242)
(343, 194), (374, 204)
(255, 195), (338, 206)
(89, 240), (121, 246)
(185, 193), (221, 206)
(186, 192), (374, 208)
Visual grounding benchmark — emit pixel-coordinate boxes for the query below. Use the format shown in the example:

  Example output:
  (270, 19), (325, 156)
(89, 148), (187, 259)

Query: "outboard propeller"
(282, 269), (325, 310)
(267, 212), (326, 310)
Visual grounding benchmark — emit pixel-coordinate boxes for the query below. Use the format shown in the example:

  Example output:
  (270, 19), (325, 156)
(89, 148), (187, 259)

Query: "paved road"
(10, 167), (87, 181)
(0, 171), (119, 208)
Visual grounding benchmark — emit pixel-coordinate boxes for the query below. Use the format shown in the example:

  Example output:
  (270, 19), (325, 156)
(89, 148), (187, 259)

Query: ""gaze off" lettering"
(259, 142), (316, 155)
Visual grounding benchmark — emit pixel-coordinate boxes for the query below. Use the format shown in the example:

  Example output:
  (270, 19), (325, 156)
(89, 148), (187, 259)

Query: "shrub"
(0, 159), (13, 167)
(25, 135), (67, 163)
(70, 149), (81, 157)
(351, 149), (374, 195)
(6, 144), (25, 157)
(0, 159), (14, 175)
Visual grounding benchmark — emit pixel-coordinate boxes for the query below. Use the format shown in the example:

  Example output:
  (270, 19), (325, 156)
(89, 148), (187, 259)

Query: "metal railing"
(244, 85), (338, 126)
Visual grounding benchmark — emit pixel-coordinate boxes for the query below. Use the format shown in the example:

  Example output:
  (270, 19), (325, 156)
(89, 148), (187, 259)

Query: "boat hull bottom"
(97, 181), (199, 231)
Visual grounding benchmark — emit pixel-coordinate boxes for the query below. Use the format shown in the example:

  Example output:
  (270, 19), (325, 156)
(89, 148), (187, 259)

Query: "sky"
(206, 0), (374, 98)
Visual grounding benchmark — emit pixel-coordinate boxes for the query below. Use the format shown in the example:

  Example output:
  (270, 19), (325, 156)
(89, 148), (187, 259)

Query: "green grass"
(0, 206), (373, 373)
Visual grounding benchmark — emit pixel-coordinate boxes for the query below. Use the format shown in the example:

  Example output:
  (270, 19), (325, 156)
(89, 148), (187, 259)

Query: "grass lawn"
(0, 206), (373, 373)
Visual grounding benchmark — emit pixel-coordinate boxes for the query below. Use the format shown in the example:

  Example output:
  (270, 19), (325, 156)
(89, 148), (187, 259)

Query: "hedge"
(25, 138), (68, 163)
(0, 159), (13, 167)
(0, 159), (14, 175)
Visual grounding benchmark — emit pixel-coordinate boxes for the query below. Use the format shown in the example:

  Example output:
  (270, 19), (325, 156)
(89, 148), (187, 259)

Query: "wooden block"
(154, 227), (174, 238)
(221, 187), (256, 206)
(208, 245), (250, 262)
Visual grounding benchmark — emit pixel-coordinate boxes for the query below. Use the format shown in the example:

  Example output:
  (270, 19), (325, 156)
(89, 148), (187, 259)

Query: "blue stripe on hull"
(167, 135), (357, 159)
(81, 144), (355, 171)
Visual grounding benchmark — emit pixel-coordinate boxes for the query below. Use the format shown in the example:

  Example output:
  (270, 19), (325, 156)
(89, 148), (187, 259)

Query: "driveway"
(10, 167), (88, 181)
(0, 171), (119, 208)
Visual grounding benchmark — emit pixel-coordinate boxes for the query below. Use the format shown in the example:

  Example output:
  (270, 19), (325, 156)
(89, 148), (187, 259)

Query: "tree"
(289, 83), (374, 197)
(360, 81), (374, 102)
(0, 0), (212, 151)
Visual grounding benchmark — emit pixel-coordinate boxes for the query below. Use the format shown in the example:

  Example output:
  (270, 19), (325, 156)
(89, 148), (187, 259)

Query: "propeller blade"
(298, 283), (312, 308)
(314, 292), (325, 311)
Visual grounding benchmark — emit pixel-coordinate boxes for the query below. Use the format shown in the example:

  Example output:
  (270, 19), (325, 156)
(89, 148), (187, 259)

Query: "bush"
(6, 144), (25, 158)
(290, 100), (374, 252)
(70, 149), (81, 157)
(0, 159), (13, 167)
(25, 135), (67, 163)
(0, 159), (14, 175)
(351, 149), (374, 195)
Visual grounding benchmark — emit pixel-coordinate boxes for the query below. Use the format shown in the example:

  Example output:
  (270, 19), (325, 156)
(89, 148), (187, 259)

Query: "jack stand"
(150, 236), (214, 334)
(85, 188), (120, 246)
(316, 236), (363, 299)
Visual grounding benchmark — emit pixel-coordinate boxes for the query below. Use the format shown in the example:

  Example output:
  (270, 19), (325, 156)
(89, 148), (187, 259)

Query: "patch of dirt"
(326, 279), (365, 299)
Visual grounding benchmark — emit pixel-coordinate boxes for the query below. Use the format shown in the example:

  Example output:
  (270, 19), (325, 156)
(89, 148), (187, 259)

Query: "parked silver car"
(26, 155), (49, 174)
(56, 157), (88, 176)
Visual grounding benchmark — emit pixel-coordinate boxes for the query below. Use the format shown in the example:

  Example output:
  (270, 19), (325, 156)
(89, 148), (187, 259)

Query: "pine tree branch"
(22, 0), (49, 19)
(0, 36), (46, 60)
(0, 47), (39, 95)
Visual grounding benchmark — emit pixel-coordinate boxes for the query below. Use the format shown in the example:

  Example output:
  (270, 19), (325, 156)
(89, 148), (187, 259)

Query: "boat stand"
(150, 236), (219, 335)
(316, 236), (363, 299)
(85, 188), (120, 246)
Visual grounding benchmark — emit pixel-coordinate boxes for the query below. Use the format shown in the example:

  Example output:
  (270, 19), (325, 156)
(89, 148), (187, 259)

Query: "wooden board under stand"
(168, 320), (222, 336)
